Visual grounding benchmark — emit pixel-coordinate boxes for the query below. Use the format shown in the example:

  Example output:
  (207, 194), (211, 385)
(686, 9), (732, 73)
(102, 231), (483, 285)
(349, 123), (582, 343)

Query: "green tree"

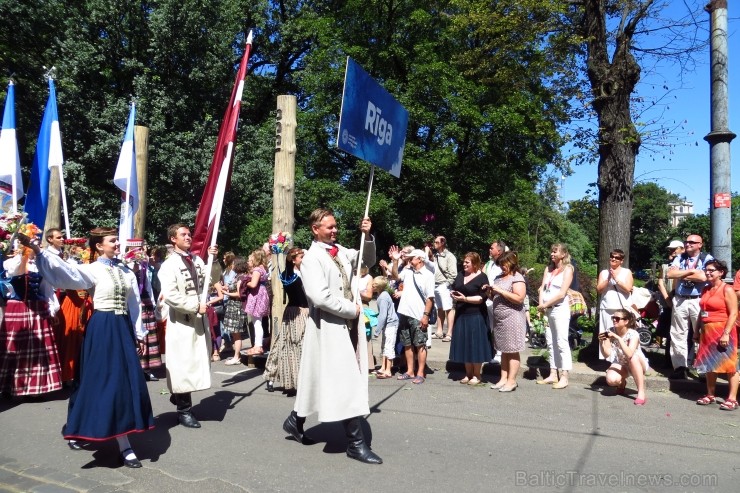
(566, 197), (598, 247)
(629, 182), (678, 268)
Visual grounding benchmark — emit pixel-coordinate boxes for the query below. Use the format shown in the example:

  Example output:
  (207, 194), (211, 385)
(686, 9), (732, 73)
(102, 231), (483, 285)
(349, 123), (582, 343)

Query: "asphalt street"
(1, 339), (739, 493)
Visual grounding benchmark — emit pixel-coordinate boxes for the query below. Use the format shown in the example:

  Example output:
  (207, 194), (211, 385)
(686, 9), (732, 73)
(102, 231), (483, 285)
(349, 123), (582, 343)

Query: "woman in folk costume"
(20, 228), (154, 468)
(0, 236), (63, 397)
(124, 239), (162, 381)
(263, 247), (308, 393)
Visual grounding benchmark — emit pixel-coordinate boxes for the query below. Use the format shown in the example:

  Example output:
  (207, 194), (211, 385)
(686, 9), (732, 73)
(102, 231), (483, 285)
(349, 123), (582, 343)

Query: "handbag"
(411, 274), (437, 324)
(567, 289), (586, 316)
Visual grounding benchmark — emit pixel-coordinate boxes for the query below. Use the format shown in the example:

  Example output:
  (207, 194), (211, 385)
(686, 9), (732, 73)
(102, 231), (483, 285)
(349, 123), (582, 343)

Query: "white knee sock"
(253, 319), (263, 348)
(116, 436), (136, 459)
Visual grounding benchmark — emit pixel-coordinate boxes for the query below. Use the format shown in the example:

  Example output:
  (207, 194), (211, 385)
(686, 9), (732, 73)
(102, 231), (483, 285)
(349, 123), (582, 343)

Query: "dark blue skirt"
(64, 311), (154, 441)
(449, 311), (493, 364)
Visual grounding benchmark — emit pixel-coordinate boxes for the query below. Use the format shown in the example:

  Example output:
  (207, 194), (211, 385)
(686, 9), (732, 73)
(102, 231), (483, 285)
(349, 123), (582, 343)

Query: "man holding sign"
(283, 208), (382, 464)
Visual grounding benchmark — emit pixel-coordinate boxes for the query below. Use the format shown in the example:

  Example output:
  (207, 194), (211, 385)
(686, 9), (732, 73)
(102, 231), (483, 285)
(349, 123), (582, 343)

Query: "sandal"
(720, 399), (739, 411)
(245, 347), (264, 356)
(460, 377), (470, 384)
(397, 373), (413, 380)
(442, 336), (452, 342)
(412, 376), (425, 384)
(212, 353), (221, 362)
(696, 394), (716, 405)
(224, 357), (241, 366)
(467, 377), (480, 386)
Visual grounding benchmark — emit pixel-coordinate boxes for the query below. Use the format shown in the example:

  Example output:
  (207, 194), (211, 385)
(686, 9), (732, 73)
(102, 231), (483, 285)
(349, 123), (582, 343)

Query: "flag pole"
(125, 102), (134, 241)
(46, 70), (71, 238)
(199, 141), (234, 305)
(58, 167), (71, 238)
(355, 164), (375, 288)
(198, 30), (253, 305)
(8, 81), (17, 214)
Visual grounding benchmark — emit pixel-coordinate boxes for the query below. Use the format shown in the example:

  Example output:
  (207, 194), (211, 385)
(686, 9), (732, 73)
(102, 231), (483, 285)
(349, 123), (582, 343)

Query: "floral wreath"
(64, 238), (87, 246)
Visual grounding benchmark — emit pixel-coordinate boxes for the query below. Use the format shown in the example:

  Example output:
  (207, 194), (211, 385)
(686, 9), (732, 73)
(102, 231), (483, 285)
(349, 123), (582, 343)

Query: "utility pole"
(705, 0), (735, 279)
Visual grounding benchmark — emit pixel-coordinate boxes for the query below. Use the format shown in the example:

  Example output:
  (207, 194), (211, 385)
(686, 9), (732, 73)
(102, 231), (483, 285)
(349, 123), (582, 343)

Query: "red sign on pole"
(714, 192), (731, 208)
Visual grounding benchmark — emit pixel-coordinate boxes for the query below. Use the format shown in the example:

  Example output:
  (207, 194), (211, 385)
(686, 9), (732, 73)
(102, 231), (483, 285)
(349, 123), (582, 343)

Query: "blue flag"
(337, 58), (408, 177)
(26, 79), (64, 229)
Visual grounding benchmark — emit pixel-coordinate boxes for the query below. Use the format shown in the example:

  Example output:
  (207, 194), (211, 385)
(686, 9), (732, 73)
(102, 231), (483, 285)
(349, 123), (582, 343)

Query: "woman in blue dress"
(20, 228), (154, 468)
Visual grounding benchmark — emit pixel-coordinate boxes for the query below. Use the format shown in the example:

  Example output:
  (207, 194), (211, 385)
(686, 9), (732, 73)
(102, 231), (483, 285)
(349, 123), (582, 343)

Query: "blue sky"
(557, 5), (739, 215)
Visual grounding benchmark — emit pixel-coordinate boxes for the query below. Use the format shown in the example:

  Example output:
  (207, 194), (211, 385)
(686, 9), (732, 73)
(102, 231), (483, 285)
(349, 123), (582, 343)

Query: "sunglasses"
(684, 240), (701, 245)
(611, 316), (628, 322)
(609, 255), (623, 260)
(704, 268), (718, 273)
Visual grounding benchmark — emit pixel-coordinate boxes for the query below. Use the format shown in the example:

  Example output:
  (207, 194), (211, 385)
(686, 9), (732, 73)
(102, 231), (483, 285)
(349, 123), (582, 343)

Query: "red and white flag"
(191, 31), (253, 260)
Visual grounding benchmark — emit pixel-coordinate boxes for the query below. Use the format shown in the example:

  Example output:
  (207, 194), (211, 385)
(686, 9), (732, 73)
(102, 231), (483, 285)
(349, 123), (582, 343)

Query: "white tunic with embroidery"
(157, 252), (211, 394)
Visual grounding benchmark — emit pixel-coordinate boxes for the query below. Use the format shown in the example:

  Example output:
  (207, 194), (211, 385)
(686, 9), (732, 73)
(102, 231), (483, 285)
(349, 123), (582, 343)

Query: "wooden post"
(41, 167), (62, 246)
(271, 95), (297, 335)
(134, 125), (149, 239)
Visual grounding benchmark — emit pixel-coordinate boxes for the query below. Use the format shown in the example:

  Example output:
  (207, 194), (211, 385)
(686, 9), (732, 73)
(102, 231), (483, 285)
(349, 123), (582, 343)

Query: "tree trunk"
(596, 96), (638, 271)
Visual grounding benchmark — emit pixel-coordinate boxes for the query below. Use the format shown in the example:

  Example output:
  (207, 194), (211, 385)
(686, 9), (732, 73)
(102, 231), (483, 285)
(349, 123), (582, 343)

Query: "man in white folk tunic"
(282, 208), (382, 464)
(157, 224), (218, 428)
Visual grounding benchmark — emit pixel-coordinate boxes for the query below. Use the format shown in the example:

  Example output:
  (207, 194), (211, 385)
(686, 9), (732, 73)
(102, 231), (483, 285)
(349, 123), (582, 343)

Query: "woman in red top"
(694, 259), (739, 410)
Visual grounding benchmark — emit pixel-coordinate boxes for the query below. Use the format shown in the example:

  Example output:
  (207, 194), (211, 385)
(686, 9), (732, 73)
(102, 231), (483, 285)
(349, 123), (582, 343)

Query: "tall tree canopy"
(1, 0), (582, 263)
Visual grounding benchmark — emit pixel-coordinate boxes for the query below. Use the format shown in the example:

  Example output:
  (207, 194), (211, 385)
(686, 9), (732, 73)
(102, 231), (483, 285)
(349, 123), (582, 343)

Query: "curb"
(425, 358), (711, 394)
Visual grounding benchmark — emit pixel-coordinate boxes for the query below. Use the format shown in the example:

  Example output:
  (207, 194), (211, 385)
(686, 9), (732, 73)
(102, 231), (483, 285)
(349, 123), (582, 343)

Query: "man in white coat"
(283, 208), (382, 464)
(158, 224), (217, 428)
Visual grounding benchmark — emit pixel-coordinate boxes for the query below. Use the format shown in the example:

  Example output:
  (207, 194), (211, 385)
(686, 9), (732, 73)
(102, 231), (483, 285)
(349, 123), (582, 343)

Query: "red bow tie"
(328, 245), (339, 258)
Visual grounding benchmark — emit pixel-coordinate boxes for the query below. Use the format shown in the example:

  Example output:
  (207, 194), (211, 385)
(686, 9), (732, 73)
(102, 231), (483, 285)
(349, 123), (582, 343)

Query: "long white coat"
(158, 253), (211, 394)
(294, 238), (376, 422)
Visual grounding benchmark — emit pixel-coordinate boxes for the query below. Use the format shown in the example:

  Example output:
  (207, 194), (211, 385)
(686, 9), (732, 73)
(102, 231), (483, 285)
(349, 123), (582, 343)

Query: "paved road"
(2, 340), (739, 493)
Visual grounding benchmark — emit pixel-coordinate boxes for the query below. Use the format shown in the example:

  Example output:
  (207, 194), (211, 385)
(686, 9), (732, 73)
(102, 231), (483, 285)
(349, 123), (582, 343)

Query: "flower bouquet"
(0, 212), (40, 256)
(268, 232), (292, 255)
(124, 247), (148, 264)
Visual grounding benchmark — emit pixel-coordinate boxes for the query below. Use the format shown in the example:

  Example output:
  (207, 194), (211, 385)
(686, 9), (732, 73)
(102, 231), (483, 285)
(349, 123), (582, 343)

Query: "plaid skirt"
(263, 306), (308, 390)
(139, 299), (162, 370)
(0, 299), (63, 396)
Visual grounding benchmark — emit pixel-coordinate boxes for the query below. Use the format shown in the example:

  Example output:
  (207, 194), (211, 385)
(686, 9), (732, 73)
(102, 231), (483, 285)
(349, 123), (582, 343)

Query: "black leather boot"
(343, 417), (382, 464)
(283, 411), (315, 445)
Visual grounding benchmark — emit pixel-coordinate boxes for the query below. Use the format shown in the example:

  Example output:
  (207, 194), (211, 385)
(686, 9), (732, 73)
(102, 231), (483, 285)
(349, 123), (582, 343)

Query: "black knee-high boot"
(343, 417), (382, 464)
(283, 411), (315, 445)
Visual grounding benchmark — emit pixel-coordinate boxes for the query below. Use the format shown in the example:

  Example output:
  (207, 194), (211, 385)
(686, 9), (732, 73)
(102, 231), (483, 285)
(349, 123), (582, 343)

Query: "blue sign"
(337, 58), (408, 177)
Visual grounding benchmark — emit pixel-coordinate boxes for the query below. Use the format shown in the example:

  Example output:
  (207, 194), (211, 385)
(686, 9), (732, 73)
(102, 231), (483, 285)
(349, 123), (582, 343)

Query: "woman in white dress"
(596, 249), (633, 358)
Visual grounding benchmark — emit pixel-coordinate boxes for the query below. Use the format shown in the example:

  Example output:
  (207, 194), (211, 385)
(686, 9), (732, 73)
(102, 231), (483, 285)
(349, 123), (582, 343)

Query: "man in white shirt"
(44, 228), (65, 256)
(391, 248), (435, 384)
(482, 240), (506, 363)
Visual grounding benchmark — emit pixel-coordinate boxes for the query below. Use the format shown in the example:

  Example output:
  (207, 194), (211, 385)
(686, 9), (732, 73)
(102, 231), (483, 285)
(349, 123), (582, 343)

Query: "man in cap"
(390, 246), (435, 384)
(656, 240), (684, 363)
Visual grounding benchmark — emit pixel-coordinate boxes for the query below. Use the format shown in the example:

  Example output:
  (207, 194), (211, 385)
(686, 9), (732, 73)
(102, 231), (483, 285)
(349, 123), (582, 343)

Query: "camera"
(682, 281), (695, 289)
